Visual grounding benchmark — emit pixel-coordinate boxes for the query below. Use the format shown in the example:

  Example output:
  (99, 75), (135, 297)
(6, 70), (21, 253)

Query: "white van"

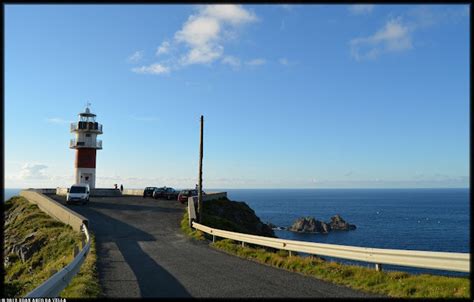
(66, 184), (90, 205)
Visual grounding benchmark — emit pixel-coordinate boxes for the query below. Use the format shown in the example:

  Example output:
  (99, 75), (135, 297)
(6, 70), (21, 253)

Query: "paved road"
(50, 195), (380, 298)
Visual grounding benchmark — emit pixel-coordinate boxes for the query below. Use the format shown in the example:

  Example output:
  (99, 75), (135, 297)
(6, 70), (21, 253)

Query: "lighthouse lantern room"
(70, 104), (103, 189)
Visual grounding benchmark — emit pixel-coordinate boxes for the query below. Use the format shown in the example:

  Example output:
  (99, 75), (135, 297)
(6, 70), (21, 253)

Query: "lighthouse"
(70, 105), (103, 189)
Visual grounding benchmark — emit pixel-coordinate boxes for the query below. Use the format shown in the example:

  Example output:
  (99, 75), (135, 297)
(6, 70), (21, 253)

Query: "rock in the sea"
(288, 217), (330, 233)
(328, 214), (356, 231)
(266, 222), (287, 231)
(266, 222), (277, 229)
(288, 215), (356, 233)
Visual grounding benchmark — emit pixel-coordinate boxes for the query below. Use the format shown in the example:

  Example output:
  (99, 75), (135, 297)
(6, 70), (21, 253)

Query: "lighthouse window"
(86, 134), (91, 137)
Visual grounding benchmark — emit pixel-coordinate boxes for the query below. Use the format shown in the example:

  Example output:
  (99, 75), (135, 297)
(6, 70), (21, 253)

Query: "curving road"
(50, 195), (379, 298)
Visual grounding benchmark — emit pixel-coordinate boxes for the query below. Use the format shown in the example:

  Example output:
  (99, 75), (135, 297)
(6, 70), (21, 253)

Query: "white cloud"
(131, 5), (258, 74)
(174, 5), (257, 66)
(221, 55), (241, 68)
(349, 6), (469, 62)
(18, 163), (48, 180)
(278, 57), (298, 66)
(128, 50), (144, 63)
(200, 4), (257, 25)
(131, 63), (170, 75)
(349, 5), (375, 15)
(245, 58), (266, 66)
(156, 41), (170, 56)
(180, 43), (224, 65)
(350, 18), (412, 61)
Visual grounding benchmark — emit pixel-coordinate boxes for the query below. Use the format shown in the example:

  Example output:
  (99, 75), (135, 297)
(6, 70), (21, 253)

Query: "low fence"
(123, 189), (227, 199)
(90, 189), (121, 197)
(188, 196), (197, 227)
(122, 189), (144, 196)
(56, 187), (68, 196)
(20, 190), (92, 297)
(56, 187), (121, 197)
(187, 192), (227, 226)
(33, 188), (57, 194)
(188, 198), (469, 273)
(20, 190), (88, 232)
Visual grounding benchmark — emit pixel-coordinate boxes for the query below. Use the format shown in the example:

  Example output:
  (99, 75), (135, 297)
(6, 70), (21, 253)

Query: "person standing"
(120, 184), (123, 192)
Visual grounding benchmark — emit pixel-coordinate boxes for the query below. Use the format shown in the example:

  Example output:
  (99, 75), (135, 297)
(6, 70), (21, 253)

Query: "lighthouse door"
(82, 173), (92, 185)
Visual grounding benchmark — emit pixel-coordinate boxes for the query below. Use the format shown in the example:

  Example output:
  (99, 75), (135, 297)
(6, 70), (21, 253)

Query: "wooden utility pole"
(198, 115), (204, 223)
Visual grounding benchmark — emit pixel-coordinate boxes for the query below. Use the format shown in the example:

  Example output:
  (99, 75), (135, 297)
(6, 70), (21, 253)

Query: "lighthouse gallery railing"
(70, 139), (102, 149)
(70, 122), (103, 133)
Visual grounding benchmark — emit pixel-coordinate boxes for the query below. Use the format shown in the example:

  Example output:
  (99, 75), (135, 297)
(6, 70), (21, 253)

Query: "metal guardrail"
(192, 222), (470, 273)
(25, 224), (91, 297)
(188, 196), (198, 227)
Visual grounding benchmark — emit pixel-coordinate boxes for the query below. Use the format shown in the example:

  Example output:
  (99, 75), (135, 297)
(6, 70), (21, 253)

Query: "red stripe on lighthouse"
(75, 148), (97, 168)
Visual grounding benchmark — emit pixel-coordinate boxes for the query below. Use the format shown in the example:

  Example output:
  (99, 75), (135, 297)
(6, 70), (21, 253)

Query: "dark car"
(152, 187), (166, 199)
(143, 187), (158, 198)
(162, 187), (179, 200)
(177, 189), (205, 204)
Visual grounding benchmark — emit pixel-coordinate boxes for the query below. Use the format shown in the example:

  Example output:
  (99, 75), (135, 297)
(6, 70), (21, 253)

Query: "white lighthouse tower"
(70, 104), (103, 189)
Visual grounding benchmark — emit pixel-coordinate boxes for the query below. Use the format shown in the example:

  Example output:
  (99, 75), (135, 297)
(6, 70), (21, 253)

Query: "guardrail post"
(242, 241), (245, 248)
(375, 263), (382, 272)
(213, 235), (215, 243)
(73, 245), (79, 257)
(289, 251), (292, 257)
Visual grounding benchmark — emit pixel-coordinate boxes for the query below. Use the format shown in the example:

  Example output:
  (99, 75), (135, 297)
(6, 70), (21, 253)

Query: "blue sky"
(5, 4), (470, 189)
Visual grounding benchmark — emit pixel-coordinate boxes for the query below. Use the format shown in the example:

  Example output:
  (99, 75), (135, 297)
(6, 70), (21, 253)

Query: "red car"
(177, 189), (205, 204)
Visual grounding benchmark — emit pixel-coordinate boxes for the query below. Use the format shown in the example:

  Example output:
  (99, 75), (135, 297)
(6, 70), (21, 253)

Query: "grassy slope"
(180, 207), (470, 298)
(60, 232), (102, 298)
(4, 196), (101, 298)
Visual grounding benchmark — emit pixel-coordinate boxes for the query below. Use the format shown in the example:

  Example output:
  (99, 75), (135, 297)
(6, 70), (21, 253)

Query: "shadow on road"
(88, 200), (184, 214)
(67, 200), (191, 297)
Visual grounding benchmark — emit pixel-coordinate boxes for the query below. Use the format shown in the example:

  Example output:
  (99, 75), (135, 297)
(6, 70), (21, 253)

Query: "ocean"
(4, 188), (22, 201)
(224, 188), (470, 276)
(5, 187), (469, 276)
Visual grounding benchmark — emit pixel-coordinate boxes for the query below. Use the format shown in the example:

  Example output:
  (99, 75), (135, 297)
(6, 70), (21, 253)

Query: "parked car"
(66, 184), (90, 205)
(143, 187), (158, 198)
(177, 189), (206, 204)
(162, 187), (179, 200)
(152, 187), (166, 199)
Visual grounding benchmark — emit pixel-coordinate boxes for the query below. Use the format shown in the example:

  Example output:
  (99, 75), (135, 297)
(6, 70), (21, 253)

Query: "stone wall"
(56, 187), (122, 197)
(20, 190), (88, 232)
(122, 189), (144, 196)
